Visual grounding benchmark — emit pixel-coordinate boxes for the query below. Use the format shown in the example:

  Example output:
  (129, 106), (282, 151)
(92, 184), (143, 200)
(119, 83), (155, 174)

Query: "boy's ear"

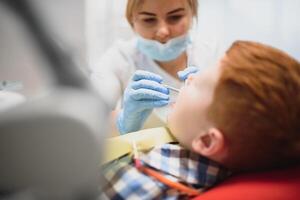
(192, 128), (225, 157)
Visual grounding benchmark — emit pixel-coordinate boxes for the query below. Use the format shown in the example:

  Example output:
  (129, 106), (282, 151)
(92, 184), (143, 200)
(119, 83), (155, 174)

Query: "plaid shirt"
(101, 143), (230, 200)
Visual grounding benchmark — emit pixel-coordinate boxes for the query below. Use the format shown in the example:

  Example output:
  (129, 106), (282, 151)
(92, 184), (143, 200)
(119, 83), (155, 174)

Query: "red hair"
(208, 41), (300, 171)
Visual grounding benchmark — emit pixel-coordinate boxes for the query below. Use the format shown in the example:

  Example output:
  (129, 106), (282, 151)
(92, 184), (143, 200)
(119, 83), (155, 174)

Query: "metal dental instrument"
(162, 84), (180, 93)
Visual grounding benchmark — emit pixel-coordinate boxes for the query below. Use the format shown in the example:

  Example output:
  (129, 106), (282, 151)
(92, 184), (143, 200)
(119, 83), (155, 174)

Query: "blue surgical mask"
(137, 33), (191, 62)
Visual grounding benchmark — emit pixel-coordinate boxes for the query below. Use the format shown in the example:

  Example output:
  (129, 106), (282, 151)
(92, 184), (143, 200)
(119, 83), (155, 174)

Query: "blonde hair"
(208, 41), (300, 172)
(126, 0), (198, 27)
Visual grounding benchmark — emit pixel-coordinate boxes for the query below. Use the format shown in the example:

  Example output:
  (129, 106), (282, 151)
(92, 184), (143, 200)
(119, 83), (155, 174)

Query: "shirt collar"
(140, 143), (230, 187)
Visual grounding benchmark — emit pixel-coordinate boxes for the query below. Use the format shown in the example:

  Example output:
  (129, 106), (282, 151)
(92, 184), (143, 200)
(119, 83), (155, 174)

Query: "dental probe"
(162, 84), (180, 93)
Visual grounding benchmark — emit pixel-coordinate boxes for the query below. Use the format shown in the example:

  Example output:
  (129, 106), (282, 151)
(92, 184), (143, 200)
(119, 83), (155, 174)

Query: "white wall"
(199, 0), (300, 59)
(86, 0), (133, 66)
(86, 0), (300, 67)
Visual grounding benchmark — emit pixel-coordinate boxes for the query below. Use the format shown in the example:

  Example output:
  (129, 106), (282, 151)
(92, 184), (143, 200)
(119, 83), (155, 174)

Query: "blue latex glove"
(177, 66), (199, 81)
(117, 70), (169, 134)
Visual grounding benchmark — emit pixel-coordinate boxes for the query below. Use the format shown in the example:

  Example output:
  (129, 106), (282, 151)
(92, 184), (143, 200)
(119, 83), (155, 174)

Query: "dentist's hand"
(117, 70), (169, 134)
(177, 66), (199, 81)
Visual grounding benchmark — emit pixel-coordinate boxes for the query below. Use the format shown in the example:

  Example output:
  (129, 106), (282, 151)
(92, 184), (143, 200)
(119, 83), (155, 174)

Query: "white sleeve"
(89, 40), (135, 109)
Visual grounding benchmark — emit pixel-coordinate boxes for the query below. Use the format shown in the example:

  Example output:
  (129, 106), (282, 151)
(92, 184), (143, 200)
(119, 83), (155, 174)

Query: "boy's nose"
(155, 21), (170, 43)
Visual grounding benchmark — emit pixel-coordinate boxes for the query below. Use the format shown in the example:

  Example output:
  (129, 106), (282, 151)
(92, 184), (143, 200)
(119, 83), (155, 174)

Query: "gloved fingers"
(138, 99), (169, 109)
(131, 79), (169, 94)
(132, 70), (163, 83)
(177, 66), (199, 81)
(130, 88), (169, 101)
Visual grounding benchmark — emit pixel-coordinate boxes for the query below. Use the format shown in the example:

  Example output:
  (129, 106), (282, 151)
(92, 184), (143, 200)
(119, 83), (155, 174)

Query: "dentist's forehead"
(138, 0), (188, 12)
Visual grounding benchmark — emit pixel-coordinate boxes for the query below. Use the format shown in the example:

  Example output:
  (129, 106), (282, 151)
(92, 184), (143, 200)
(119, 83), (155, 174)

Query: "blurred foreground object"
(0, 91), (25, 112)
(0, 0), (109, 199)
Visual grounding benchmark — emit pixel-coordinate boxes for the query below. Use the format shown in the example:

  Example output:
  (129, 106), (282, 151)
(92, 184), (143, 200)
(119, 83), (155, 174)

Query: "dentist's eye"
(167, 15), (183, 24)
(143, 18), (157, 24)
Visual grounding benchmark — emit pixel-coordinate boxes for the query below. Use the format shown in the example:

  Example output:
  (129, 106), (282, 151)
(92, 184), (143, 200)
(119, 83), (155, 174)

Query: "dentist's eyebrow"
(139, 8), (185, 16)
(138, 11), (156, 16)
(167, 8), (185, 15)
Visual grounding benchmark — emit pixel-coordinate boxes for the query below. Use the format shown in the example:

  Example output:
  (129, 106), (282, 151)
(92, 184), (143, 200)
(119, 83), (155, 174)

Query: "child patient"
(101, 41), (300, 200)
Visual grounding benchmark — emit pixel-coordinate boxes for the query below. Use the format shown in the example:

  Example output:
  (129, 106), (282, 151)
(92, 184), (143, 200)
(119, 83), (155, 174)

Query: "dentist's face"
(132, 0), (193, 43)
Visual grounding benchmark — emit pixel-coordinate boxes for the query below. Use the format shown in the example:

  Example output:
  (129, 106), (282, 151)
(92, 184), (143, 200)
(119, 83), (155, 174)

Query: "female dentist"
(90, 0), (221, 134)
